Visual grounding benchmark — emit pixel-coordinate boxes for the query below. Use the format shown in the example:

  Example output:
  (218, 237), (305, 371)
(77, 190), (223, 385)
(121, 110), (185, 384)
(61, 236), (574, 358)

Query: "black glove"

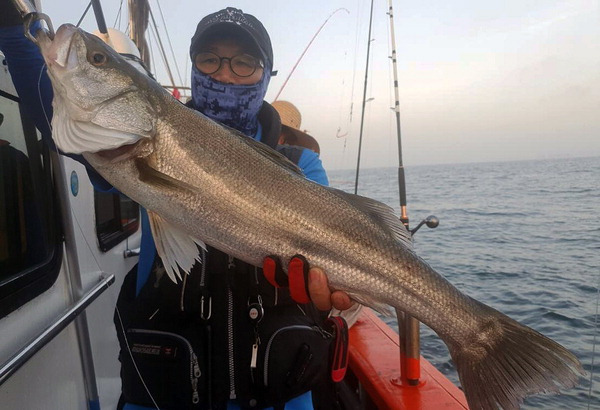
(0, 0), (24, 27)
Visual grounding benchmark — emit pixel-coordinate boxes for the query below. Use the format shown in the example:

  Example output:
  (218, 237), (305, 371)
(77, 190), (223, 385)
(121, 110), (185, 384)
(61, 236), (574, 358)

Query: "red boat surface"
(344, 309), (468, 409)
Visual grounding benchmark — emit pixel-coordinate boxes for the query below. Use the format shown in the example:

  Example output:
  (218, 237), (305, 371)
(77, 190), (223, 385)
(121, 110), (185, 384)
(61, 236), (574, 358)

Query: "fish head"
(38, 24), (159, 155)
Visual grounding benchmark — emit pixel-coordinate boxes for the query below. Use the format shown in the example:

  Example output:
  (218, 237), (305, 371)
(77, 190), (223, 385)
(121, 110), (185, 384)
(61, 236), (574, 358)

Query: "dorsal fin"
(222, 123), (305, 176)
(325, 187), (413, 248)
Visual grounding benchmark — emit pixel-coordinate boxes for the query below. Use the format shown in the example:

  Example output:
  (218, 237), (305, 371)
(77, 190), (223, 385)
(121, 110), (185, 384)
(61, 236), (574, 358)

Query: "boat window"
(0, 87), (61, 318)
(94, 191), (140, 252)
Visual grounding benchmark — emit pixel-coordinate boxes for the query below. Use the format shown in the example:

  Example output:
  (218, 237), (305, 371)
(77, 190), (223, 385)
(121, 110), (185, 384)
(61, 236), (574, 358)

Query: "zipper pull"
(193, 353), (201, 378)
(191, 354), (201, 404)
(227, 256), (236, 286)
(191, 376), (200, 404)
(325, 316), (349, 382)
(250, 327), (261, 369)
(250, 342), (259, 369)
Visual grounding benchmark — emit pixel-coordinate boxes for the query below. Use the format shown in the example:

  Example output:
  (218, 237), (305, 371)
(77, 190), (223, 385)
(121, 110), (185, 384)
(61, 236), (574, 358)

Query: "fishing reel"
(410, 215), (439, 235)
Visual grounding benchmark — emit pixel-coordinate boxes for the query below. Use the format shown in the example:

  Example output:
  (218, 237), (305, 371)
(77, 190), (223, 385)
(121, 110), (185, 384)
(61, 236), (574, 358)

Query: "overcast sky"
(42, 0), (599, 170)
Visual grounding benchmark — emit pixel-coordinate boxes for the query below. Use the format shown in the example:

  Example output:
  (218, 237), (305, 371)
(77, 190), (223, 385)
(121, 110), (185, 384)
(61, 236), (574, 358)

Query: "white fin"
(147, 210), (206, 283)
(51, 103), (146, 154)
(347, 292), (393, 317)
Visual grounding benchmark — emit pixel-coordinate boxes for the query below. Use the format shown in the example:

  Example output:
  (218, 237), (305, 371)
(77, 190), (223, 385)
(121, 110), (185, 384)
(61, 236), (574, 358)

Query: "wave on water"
(328, 156), (600, 410)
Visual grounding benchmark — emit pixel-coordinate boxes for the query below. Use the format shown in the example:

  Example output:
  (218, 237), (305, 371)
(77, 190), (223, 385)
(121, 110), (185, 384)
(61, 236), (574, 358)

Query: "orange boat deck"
(346, 309), (469, 410)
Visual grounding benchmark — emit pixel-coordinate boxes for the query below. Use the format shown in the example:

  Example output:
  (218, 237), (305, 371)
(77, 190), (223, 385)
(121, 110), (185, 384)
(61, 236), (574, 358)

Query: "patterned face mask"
(191, 66), (271, 137)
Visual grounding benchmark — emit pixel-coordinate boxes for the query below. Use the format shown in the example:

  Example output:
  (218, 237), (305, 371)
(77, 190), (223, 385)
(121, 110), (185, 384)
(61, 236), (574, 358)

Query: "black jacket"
(116, 102), (332, 410)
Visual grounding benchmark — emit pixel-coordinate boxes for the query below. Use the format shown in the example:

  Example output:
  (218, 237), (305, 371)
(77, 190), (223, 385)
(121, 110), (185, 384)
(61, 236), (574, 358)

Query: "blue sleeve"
(0, 23), (112, 191)
(136, 208), (157, 296)
(298, 149), (329, 186)
(0, 23), (53, 140)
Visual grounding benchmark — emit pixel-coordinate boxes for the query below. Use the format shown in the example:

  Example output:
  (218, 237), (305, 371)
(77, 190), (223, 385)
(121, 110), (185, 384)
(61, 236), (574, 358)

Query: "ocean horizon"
(328, 154), (600, 173)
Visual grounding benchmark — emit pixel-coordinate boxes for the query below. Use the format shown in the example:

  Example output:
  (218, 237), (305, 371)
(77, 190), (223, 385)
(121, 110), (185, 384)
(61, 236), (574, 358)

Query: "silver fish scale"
(85, 92), (486, 347)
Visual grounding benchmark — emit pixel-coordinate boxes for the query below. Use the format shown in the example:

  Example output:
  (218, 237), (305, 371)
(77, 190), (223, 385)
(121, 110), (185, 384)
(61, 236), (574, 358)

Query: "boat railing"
(0, 273), (115, 386)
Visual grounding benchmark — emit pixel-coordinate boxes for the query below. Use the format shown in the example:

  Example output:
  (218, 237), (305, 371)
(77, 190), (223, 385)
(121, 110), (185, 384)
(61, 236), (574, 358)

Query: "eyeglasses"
(194, 52), (264, 78)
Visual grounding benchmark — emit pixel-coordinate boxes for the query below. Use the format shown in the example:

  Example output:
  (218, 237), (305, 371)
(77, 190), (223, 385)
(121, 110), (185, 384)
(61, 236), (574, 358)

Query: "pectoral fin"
(136, 157), (198, 193)
(147, 210), (206, 283)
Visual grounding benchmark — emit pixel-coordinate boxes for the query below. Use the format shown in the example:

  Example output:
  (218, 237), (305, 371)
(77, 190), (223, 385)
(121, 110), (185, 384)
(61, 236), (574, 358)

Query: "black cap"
(190, 7), (273, 70)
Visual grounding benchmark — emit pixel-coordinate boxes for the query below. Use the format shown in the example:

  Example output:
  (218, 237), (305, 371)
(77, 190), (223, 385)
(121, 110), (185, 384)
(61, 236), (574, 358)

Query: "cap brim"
(191, 22), (269, 65)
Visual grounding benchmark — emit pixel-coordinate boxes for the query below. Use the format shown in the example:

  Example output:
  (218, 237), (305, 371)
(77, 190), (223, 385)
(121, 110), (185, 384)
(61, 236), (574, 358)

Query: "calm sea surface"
(328, 156), (600, 409)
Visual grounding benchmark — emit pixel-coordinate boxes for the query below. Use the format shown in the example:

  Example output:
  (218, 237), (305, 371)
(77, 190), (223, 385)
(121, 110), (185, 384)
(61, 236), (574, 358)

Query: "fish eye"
(90, 51), (108, 66)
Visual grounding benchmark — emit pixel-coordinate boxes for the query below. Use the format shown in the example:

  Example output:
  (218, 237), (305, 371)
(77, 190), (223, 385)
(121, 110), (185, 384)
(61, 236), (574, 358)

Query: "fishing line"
(587, 269), (600, 409)
(113, 0), (124, 30)
(153, 0), (184, 88)
(147, 6), (178, 91)
(76, 2), (93, 28)
(37, 64), (52, 136)
(36, 66), (162, 409)
(43, 148), (163, 409)
(38, 64), (105, 276)
(115, 306), (162, 410)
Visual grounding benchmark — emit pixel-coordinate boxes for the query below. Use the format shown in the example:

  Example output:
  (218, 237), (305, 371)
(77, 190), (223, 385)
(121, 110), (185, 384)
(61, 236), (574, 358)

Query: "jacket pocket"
(121, 328), (203, 409)
(260, 324), (332, 404)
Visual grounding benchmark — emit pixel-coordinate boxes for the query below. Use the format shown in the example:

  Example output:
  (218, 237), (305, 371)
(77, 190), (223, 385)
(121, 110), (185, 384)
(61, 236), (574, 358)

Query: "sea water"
(328, 156), (600, 409)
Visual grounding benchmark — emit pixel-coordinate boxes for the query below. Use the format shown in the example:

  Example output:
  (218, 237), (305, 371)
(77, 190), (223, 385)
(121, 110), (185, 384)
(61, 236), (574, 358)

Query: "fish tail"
(446, 302), (584, 410)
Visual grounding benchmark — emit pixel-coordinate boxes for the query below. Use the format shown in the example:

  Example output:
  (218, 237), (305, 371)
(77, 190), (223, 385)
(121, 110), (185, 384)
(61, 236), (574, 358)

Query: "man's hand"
(308, 267), (354, 311)
(263, 255), (354, 311)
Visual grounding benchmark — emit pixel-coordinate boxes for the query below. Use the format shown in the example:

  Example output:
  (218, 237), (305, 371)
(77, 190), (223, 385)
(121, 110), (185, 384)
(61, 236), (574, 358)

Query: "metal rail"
(0, 274), (115, 386)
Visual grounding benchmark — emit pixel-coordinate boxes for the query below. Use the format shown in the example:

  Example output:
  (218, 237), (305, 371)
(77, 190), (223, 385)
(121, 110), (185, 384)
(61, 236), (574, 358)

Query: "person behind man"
(1, 4), (353, 409)
(271, 100), (321, 154)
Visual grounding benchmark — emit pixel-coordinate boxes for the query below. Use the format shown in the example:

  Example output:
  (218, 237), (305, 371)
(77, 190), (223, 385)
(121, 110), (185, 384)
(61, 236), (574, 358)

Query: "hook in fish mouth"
(24, 12), (55, 44)
(37, 24), (81, 71)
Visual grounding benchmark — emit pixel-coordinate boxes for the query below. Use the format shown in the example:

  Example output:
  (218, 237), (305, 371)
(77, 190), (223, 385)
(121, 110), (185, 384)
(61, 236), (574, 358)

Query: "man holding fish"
(2, 1), (585, 409)
(1, 3), (353, 409)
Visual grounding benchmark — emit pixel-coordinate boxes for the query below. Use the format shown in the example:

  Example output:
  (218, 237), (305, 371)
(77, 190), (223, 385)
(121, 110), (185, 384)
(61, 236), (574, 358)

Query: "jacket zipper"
(180, 248), (207, 313)
(199, 248), (207, 287)
(262, 325), (330, 386)
(227, 255), (236, 400)
(129, 328), (201, 404)
(180, 272), (188, 311)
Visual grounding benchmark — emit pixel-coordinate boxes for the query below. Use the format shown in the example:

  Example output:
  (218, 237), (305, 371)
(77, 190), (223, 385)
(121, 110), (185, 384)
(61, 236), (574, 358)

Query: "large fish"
(38, 24), (582, 409)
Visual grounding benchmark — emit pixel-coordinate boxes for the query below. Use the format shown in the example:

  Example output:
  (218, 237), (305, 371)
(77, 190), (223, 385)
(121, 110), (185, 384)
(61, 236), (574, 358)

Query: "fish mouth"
(39, 24), (80, 71)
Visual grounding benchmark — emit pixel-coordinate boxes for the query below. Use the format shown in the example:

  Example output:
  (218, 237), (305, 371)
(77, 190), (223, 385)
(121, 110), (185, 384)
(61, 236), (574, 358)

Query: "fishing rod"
(387, 1), (406, 227)
(353, 0), (374, 195)
(384, 0), (418, 387)
(386, 0), (438, 387)
(273, 7), (349, 101)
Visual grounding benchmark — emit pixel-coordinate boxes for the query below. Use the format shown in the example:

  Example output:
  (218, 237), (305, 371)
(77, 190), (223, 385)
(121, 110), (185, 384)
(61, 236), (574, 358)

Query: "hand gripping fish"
(38, 25), (583, 410)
